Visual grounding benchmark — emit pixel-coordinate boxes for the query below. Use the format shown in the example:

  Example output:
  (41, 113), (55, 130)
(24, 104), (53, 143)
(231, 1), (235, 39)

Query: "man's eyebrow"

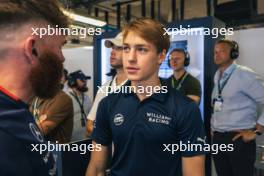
(123, 43), (150, 48)
(135, 44), (150, 48)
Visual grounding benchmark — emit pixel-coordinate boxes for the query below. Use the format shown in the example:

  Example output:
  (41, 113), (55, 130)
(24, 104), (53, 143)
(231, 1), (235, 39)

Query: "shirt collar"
(222, 63), (237, 78)
(0, 85), (20, 101)
(123, 79), (168, 103)
(112, 76), (128, 87)
(215, 63), (237, 83)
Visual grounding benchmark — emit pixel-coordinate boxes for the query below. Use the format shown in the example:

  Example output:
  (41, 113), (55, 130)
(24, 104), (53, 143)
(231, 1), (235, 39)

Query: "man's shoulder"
(47, 90), (73, 107)
(236, 64), (256, 75)
(186, 73), (200, 84)
(58, 90), (72, 99)
(235, 64), (260, 81)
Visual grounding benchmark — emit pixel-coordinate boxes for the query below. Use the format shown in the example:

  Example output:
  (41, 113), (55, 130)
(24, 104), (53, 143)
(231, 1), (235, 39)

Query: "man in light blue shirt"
(211, 39), (264, 176)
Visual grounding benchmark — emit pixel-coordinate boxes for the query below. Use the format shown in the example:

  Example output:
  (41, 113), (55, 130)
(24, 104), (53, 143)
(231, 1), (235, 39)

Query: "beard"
(77, 86), (88, 92)
(29, 51), (63, 99)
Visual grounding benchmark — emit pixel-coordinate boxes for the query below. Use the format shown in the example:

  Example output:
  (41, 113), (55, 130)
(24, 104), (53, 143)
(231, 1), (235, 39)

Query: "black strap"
(70, 91), (87, 124)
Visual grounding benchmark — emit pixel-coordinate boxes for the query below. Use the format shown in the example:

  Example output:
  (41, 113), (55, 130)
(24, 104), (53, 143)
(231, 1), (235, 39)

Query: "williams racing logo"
(29, 123), (44, 142)
(113, 113), (125, 126)
(146, 112), (171, 125)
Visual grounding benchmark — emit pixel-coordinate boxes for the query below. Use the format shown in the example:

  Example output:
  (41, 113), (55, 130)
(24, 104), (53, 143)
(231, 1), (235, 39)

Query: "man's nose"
(127, 48), (136, 62)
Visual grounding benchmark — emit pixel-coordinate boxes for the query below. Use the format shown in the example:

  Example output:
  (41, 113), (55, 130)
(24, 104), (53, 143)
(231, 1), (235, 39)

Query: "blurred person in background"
(86, 32), (128, 137)
(67, 70), (92, 141)
(166, 48), (201, 104)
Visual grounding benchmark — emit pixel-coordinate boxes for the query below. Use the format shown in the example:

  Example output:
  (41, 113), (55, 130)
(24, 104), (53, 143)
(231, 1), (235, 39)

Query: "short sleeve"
(186, 77), (201, 97)
(91, 98), (112, 146)
(176, 102), (207, 157)
(87, 87), (107, 121)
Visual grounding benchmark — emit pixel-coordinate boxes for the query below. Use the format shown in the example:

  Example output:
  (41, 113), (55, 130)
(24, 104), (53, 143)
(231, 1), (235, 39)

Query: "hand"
(232, 130), (256, 143)
(39, 114), (47, 123)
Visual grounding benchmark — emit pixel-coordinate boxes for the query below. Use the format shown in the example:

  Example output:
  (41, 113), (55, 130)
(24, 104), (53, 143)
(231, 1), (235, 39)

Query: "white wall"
(227, 27), (264, 77)
(62, 46), (94, 100)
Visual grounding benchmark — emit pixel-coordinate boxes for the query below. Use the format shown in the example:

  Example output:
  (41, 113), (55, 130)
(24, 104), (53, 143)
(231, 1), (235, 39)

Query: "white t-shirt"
(87, 76), (128, 121)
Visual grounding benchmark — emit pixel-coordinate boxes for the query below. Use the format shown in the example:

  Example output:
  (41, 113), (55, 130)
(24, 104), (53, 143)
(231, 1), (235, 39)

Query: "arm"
(187, 95), (200, 105)
(86, 97), (112, 175)
(182, 155), (205, 176)
(86, 86), (107, 135)
(37, 93), (73, 136)
(86, 119), (94, 137)
(186, 76), (201, 105)
(177, 102), (206, 173)
(86, 141), (109, 176)
(233, 72), (264, 141)
(232, 123), (264, 142)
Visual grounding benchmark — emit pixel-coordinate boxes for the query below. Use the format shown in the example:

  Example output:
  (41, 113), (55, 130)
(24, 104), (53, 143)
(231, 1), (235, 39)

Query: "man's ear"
(158, 49), (167, 65)
(23, 37), (38, 64)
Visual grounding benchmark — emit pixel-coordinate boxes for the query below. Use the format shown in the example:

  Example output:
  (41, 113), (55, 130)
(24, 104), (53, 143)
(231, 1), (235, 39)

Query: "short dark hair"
(0, 0), (69, 29)
(169, 48), (185, 56)
(216, 39), (236, 49)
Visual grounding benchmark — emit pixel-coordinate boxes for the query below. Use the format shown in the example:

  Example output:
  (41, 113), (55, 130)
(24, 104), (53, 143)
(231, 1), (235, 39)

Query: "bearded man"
(0, 0), (69, 175)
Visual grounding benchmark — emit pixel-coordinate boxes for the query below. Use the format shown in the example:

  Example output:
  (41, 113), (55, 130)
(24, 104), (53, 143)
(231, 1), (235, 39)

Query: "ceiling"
(61, 0), (264, 47)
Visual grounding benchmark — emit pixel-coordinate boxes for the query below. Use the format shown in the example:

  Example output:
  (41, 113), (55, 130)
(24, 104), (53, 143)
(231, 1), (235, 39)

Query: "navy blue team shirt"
(0, 86), (57, 176)
(92, 81), (206, 176)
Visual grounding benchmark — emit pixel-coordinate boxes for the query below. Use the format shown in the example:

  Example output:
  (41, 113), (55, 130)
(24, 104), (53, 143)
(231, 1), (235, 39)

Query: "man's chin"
(111, 64), (122, 69)
(77, 87), (88, 92)
(127, 75), (141, 82)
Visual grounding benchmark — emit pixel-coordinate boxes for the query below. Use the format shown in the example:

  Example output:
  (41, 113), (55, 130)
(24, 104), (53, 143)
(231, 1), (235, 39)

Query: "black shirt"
(92, 81), (206, 176)
(0, 86), (57, 176)
(166, 72), (201, 97)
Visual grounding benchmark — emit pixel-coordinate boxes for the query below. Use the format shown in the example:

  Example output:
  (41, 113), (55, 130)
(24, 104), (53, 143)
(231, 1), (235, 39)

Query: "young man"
(86, 32), (127, 136)
(0, 0), (68, 175)
(166, 49), (201, 104)
(67, 70), (92, 141)
(211, 39), (264, 176)
(86, 18), (206, 176)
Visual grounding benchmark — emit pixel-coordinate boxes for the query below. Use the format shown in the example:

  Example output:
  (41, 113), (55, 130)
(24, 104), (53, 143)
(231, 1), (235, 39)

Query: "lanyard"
(32, 98), (42, 121)
(217, 67), (236, 96)
(171, 72), (189, 90)
(70, 91), (87, 120)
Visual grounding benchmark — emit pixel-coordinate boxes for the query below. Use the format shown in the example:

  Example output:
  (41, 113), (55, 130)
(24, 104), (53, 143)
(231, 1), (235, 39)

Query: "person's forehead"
(171, 51), (184, 57)
(124, 31), (149, 46)
(215, 43), (231, 50)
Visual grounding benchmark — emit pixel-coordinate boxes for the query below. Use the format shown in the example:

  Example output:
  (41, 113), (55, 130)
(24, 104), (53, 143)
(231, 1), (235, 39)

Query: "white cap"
(104, 32), (123, 48)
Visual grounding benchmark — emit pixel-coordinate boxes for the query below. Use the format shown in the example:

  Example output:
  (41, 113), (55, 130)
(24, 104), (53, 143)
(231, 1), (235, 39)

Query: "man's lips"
(126, 66), (140, 74)
(110, 57), (116, 62)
